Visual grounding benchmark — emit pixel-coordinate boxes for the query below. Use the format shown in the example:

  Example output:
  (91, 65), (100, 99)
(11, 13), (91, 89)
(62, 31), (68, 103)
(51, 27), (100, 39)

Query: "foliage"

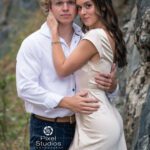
(0, 9), (45, 150)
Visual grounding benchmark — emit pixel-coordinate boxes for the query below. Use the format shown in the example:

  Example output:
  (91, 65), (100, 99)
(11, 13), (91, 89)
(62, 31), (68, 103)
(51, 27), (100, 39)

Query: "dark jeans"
(30, 114), (76, 150)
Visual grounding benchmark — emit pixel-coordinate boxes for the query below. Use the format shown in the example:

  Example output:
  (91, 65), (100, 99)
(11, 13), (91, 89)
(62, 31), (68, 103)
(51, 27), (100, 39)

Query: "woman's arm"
(52, 39), (97, 77)
(47, 12), (97, 77)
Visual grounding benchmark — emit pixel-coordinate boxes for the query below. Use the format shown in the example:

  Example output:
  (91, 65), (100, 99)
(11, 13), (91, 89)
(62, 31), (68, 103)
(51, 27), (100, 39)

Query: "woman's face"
(76, 0), (100, 29)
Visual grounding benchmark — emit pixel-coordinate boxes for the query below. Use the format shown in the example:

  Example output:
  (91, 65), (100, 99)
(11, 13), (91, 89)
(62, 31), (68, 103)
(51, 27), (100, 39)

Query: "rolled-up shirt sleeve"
(16, 38), (63, 109)
(106, 84), (119, 102)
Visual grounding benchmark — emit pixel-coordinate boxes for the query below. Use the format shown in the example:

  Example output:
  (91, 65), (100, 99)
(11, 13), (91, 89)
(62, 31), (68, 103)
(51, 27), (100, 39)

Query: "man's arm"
(59, 63), (116, 114)
(16, 39), (64, 109)
(58, 91), (100, 115)
(94, 64), (118, 98)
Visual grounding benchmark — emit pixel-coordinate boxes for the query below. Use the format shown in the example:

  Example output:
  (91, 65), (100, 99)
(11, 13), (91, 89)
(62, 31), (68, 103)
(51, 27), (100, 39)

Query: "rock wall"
(134, 86), (150, 149)
(123, 0), (150, 149)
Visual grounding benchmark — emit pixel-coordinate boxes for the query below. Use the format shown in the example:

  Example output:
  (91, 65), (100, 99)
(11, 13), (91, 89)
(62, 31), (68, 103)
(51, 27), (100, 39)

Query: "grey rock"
(134, 87), (150, 150)
(124, 0), (150, 148)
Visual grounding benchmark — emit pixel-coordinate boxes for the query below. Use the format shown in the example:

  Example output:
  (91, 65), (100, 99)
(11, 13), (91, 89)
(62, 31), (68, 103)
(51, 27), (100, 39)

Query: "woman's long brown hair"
(82, 0), (127, 68)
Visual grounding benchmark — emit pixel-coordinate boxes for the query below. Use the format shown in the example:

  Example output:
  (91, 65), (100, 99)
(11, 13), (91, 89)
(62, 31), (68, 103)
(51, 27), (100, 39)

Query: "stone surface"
(134, 86), (150, 150)
(123, 0), (150, 149)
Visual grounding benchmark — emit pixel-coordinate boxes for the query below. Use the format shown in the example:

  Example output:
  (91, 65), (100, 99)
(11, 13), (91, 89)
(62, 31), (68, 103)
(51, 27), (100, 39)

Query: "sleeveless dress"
(69, 29), (127, 150)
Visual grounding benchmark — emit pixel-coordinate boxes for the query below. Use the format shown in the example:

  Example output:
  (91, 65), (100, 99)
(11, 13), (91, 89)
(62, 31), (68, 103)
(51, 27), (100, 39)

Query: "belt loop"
(69, 116), (72, 124)
(54, 118), (58, 122)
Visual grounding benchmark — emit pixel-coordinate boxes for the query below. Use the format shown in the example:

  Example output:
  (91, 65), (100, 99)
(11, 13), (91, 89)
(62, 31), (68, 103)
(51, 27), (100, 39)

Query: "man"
(16, 0), (117, 149)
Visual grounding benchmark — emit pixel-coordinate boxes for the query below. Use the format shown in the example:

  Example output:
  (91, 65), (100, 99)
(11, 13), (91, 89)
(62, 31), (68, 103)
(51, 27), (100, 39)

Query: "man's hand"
(94, 63), (117, 93)
(59, 91), (100, 115)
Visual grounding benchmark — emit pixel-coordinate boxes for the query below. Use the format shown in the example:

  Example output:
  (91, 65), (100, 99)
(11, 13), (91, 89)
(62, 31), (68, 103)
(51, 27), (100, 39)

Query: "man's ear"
(48, 1), (52, 10)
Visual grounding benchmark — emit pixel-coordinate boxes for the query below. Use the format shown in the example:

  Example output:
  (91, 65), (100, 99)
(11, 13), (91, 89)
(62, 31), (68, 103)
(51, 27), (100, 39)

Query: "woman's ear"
(96, 7), (106, 18)
(96, 8), (102, 18)
(101, 6), (106, 12)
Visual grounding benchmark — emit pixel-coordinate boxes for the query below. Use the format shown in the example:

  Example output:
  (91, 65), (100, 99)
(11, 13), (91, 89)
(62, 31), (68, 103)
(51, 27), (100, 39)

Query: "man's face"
(50, 0), (77, 25)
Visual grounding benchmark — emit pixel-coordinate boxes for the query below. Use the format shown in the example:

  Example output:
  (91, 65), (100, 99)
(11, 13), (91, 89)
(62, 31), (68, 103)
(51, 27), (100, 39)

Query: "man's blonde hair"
(40, 0), (51, 15)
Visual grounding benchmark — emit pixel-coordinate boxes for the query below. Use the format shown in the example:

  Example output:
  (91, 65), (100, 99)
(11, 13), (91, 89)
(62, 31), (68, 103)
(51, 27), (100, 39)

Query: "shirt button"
(72, 88), (75, 92)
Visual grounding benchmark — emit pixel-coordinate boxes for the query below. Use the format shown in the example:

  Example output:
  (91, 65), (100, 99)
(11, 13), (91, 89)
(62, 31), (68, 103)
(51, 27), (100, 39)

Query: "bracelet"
(51, 41), (61, 44)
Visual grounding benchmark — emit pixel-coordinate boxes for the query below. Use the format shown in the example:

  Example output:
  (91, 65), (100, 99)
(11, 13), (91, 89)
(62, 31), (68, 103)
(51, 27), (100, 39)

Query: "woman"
(47, 0), (127, 149)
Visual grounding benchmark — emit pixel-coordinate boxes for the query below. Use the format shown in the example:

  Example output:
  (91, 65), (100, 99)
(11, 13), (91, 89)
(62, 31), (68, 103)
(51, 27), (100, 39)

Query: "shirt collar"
(39, 22), (83, 38)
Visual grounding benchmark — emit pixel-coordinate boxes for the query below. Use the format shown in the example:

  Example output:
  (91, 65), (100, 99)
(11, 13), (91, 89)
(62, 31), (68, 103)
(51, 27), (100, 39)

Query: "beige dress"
(69, 29), (127, 150)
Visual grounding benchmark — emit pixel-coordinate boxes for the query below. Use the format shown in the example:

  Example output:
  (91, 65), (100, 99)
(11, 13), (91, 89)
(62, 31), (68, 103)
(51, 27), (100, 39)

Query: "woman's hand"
(47, 10), (58, 34)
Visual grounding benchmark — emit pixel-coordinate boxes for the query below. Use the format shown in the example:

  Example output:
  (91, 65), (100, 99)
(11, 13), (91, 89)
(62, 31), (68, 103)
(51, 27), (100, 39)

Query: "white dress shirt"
(16, 22), (82, 118)
(16, 22), (118, 118)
